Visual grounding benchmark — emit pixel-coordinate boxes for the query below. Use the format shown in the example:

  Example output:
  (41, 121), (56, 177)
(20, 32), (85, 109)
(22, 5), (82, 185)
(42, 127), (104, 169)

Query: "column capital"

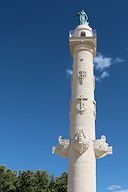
(69, 36), (96, 56)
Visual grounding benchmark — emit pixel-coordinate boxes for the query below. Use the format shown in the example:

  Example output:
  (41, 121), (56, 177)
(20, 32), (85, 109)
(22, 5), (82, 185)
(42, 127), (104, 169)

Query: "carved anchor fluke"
(52, 136), (70, 158)
(93, 135), (112, 158)
(73, 128), (90, 154)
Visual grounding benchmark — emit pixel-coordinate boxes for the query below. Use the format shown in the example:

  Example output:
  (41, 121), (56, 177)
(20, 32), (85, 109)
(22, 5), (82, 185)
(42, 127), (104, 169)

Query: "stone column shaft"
(68, 38), (96, 192)
(52, 21), (112, 192)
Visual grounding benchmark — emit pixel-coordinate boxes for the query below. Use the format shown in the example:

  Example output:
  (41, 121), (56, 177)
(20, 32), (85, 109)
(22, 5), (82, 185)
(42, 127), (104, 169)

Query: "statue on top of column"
(74, 9), (88, 24)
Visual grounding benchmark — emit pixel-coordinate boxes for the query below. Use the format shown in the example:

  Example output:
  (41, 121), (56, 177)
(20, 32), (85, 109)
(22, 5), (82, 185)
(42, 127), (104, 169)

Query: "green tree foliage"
(0, 165), (17, 192)
(54, 172), (68, 192)
(0, 166), (67, 192)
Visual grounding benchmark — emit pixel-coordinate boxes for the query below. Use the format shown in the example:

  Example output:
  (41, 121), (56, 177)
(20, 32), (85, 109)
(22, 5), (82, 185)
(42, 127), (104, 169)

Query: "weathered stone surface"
(53, 16), (112, 192)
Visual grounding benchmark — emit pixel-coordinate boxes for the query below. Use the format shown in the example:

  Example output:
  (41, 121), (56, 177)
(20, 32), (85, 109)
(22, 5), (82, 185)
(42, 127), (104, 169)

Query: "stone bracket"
(93, 135), (112, 158)
(52, 136), (70, 158)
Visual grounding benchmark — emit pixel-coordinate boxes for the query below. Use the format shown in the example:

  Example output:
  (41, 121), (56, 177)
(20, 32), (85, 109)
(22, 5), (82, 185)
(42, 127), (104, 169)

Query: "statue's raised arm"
(75, 9), (88, 25)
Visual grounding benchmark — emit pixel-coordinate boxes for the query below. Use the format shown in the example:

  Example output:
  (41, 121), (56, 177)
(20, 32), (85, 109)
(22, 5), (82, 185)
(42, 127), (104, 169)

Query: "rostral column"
(52, 10), (112, 192)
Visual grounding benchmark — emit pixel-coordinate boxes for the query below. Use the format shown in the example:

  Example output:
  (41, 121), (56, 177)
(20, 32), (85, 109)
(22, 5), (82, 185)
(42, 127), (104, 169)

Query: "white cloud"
(101, 71), (110, 79)
(95, 71), (110, 82)
(108, 185), (122, 191)
(94, 53), (124, 82)
(94, 53), (124, 72)
(94, 53), (112, 72)
(107, 185), (128, 192)
(95, 77), (100, 82)
(114, 190), (128, 192)
(66, 68), (73, 77)
(113, 57), (124, 63)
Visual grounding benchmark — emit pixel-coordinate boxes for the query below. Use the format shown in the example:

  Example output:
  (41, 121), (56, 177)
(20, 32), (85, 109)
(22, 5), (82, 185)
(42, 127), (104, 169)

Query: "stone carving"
(52, 136), (70, 158)
(73, 128), (90, 154)
(93, 135), (112, 158)
(93, 100), (96, 119)
(76, 96), (88, 115)
(78, 71), (86, 85)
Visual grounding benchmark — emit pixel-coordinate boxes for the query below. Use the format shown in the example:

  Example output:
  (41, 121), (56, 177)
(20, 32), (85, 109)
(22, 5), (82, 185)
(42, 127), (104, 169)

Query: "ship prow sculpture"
(52, 10), (112, 192)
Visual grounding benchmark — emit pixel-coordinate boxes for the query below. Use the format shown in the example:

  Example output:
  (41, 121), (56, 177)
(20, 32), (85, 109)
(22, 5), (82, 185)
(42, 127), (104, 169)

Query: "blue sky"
(0, 0), (128, 191)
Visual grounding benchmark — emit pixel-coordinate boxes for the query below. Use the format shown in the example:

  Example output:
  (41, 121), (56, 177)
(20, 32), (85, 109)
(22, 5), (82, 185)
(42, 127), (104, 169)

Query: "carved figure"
(74, 9), (88, 25)
(52, 136), (70, 157)
(93, 135), (112, 158)
(73, 128), (90, 154)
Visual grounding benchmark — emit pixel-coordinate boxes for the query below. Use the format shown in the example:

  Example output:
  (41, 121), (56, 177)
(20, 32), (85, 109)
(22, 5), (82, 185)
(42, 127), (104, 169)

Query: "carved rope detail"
(93, 100), (96, 119)
(73, 128), (90, 154)
(78, 71), (87, 85)
(76, 96), (88, 115)
(52, 136), (70, 158)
